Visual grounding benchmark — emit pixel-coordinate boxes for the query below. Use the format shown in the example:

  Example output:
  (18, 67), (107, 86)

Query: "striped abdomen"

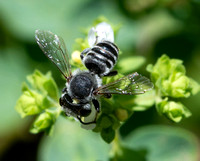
(81, 41), (119, 76)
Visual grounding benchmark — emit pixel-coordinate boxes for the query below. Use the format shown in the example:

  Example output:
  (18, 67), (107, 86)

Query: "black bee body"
(81, 41), (119, 77)
(59, 70), (101, 124)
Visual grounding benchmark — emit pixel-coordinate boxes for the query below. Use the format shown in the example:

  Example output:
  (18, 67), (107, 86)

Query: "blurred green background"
(0, 0), (200, 160)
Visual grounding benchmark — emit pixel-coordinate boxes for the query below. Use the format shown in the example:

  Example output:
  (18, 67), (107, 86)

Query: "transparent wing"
(35, 30), (72, 80)
(94, 72), (154, 95)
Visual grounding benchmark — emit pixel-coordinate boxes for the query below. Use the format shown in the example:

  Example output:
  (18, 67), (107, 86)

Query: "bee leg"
(59, 93), (73, 106)
(104, 70), (118, 77)
(77, 115), (96, 125)
(91, 99), (100, 123)
(92, 99), (100, 113)
(60, 93), (88, 117)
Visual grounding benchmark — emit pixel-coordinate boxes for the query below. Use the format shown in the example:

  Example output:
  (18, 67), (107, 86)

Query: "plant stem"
(110, 129), (122, 160)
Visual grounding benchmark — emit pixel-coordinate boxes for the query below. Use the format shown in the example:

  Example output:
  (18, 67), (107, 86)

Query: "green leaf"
(132, 90), (155, 111)
(94, 113), (120, 137)
(117, 56), (146, 74)
(38, 117), (110, 161)
(100, 98), (115, 114)
(123, 125), (199, 161)
(101, 127), (115, 144)
(113, 90), (155, 112)
(30, 110), (57, 134)
(110, 115), (121, 130)
(98, 114), (113, 129)
(102, 73), (124, 85)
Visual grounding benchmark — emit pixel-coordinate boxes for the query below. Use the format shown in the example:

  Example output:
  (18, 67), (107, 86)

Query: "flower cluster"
(15, 70), (60, 134)
(147, 55), (200, 122)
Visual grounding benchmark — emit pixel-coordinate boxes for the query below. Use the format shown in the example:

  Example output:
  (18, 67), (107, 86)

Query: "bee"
(35, 30), (154, 125)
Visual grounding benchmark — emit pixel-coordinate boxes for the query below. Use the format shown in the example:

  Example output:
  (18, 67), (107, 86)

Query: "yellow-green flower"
(30, 110), (56, 134)
(15, 89), (44, 118)
(161, 72), (190, 98)
(156, 98), (191, 123)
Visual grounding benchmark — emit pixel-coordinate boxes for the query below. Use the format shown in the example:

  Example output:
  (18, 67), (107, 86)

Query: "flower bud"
(15, 89), (44, 118)
(115, 108), (129, 122)
(157, 99), (191, 123)
(161, 72), (190, 98)
(30, 111), (56, 134)
(71, 50), (82, 64)
(27, 70), (59, 101)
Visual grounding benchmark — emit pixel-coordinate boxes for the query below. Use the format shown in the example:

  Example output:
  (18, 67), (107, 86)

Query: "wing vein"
(35, 30), (72, 80)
